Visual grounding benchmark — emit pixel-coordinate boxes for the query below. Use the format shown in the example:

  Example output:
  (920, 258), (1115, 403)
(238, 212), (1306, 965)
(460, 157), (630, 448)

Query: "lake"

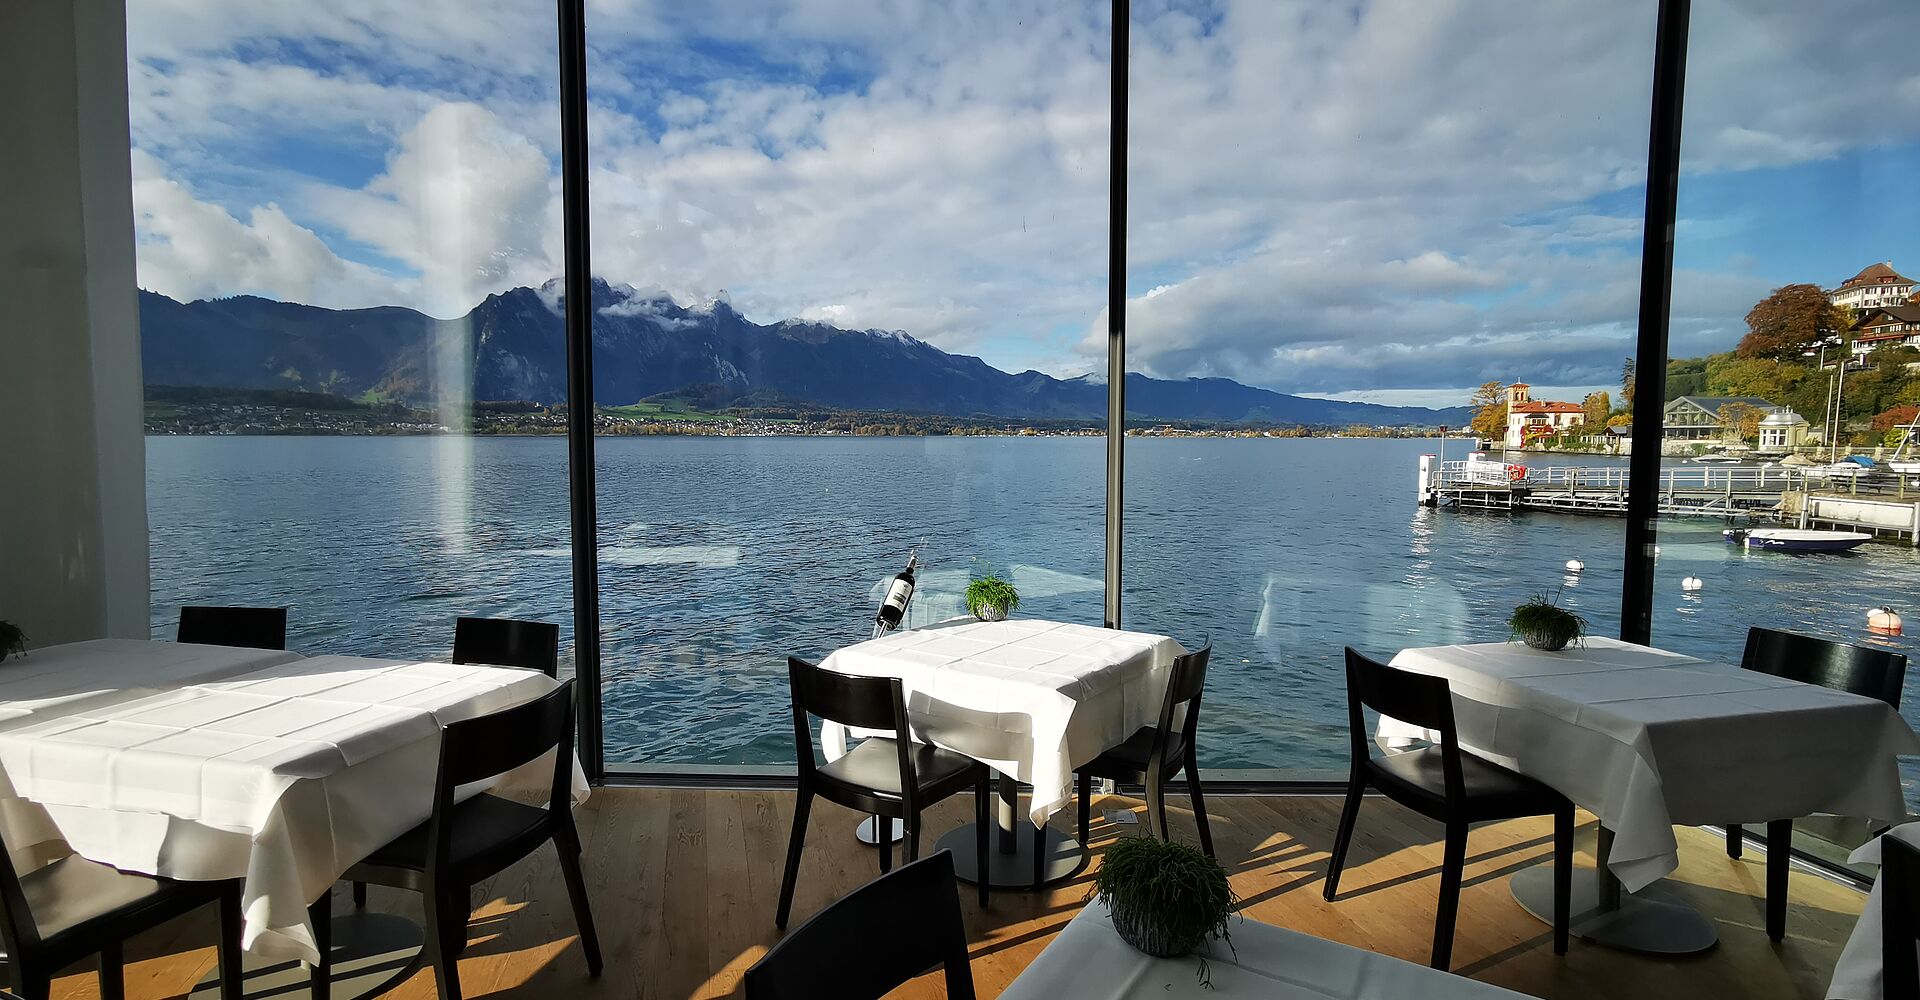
(146, 434), (1920, 787)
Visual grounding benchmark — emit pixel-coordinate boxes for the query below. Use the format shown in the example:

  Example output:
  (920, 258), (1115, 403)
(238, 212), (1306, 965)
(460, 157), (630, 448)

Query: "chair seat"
(355, 794), (551, 875)
(21, 855), (218, 943)
(1368, 747), (1565, 818)
(817, 737), (982, 801)
(1082, 725), (1186, 779)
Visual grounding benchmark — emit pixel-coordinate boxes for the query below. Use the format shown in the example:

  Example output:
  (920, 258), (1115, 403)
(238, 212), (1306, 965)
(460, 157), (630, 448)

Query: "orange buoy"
(1868, 608), (1904, 636)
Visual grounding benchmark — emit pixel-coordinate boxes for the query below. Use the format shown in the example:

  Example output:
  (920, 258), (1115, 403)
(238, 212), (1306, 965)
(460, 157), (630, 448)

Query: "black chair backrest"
(1343, 647), (1466, 797)
(453, 616), (560, 676)
(1152, 638), (1212, 755)
(1882, 835), (1920, 1000)
(177, 606), (287, 650)
(1742, 627), (1907, 707)
(745, 850), (976, 1000)
(0, 826), (44, 963)
(428, 679), (575, 866)
(786, 656), (919, 803)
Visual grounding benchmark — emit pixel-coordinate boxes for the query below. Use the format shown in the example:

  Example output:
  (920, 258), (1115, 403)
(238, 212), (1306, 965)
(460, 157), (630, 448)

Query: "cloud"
(124, 0), (1920, 397)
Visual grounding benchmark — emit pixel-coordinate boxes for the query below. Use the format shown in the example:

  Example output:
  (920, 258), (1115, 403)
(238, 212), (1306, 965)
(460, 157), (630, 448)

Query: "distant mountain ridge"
(138, 280), (1472, 426)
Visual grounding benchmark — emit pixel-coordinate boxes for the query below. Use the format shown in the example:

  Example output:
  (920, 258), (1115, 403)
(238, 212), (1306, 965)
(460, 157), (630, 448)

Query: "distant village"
(1486, 261), (1920, 457)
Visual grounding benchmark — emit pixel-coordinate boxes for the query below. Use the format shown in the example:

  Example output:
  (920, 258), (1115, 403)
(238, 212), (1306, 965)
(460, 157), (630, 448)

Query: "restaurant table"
(1381, 637), (1920, 955)
(818, 618), (1184, 888)
(1828, 823), (1920, 1000)
(998, 900), (1540, 999)
(0, 641), (585, 999)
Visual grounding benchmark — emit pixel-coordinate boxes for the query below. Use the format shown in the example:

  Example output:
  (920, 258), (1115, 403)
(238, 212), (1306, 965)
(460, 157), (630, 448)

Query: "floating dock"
(1417, 454), (1920, 545)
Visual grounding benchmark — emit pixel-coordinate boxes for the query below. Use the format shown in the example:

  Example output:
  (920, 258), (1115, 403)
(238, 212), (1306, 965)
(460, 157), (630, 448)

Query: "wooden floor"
(48, 787), (1868, 999)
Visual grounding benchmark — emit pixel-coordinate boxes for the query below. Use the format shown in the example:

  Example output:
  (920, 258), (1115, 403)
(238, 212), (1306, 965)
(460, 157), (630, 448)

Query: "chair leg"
(1767, 818), (1792, 943)
(423, 891), (466, 1000)
(1186, 754), (1214, 859)
(217, 883), (247, 1000)
(1148, 773), (1170, 841)
(975, 774), (991, 909)
(1727, 822), (1744, 859)
(1033, 819), (1046, 892)
(309, 890), (332, 1000)
(1432, 819), (1468, 972)
(1078, 771), (1092, 845)
(10, 969), (48, 1000)
(1324, 773), (1365, 901)
(555, 836), (604, 975)
(99, 940), (126, 1000)
(353, 880), (368, 908)
(905, 811), (923, 864)
(876, 814), (892, 874)
(776, 788), (812, 929)
(1553, 804), (1573, 956)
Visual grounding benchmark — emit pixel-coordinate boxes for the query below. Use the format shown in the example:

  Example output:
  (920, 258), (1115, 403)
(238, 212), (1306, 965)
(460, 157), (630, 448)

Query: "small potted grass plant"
(1509, 589), (1587, 652)
(0, 621), (25, 661)
(1091, 835), (1237, 982)
(965, 574), (1019, 622)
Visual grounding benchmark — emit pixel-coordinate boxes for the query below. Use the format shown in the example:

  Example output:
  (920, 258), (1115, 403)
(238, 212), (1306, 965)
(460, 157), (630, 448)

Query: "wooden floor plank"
(41, 788), (1869, 1000)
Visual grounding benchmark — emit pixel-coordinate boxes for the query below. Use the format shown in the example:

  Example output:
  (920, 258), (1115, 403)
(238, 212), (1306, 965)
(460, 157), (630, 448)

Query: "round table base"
(190, 912), (426, 1000)
(1511, 865), (1718, 955)
(935, 824), (1087, 889)
(854, 816), (905, 845)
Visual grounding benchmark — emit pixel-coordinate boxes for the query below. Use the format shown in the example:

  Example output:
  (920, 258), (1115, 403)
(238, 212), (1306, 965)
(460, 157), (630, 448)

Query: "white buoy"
(1868, 608), (1904, 636)
(1681, 576), (1703, 592)
(1565, 559), (1585, 573)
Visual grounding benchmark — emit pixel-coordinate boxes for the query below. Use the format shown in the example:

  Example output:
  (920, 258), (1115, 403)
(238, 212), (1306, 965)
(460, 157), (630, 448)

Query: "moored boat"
(1690, 453), (1742, 465)
(1723, 527), (1873, 552)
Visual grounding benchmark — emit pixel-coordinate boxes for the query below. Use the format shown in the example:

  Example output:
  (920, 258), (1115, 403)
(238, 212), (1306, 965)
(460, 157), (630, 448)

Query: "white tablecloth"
(1830, 824), (1920, 1000)
(0, 638), (301, 729)
(999, 900), (1538, 999)
(0, 645), (586, 964)
(1381, 637), (1920, 892)
(816, 619), (1184, 826)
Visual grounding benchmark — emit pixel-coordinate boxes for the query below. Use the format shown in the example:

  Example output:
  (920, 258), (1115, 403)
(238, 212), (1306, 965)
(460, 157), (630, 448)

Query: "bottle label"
(883, 578), (914, 612)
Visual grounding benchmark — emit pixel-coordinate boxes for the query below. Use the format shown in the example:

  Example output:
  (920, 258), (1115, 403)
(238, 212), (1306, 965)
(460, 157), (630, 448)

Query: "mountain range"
(138, 280), (1472, 426)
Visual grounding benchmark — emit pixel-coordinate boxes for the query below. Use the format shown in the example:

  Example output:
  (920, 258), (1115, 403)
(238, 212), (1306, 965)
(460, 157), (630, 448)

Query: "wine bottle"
(874, 550), (919, 634)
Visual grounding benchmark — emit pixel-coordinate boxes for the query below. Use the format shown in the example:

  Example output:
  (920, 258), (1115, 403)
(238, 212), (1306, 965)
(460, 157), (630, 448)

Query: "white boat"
(1802, 456), (1879, 480)
(1724, 528), (1873, 553)
(1459, 452), (1527, 485)
(1690, 453), (1743, 465)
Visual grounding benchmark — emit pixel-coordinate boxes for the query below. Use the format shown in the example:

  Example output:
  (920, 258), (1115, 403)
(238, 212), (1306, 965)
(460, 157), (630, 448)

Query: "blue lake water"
(146, 435), (1920, 786)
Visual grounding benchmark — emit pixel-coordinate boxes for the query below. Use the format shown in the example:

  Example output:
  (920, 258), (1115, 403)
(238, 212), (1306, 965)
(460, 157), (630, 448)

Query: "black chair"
(324, 679), (600, 1000)
(1882, 835), (1920, 1000)
(177, 605), (287, 650)
(750, 850), (975, 1000)
(452, 616), (560, 676)
(1325, 648), (1573, 971)
(1726, 626), (1908, 942)
(777, 657), (990, 930)
(0, 834), (244, 1000)
(1069, 640), (1215, 862)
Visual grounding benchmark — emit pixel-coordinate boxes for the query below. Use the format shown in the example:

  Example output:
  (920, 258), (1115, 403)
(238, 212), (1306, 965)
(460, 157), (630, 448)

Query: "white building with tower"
(1502, 384), (1585, 449)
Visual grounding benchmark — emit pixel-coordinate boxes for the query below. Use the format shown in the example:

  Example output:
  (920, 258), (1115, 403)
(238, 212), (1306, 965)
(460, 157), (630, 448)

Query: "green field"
(599, 400), (736, 423)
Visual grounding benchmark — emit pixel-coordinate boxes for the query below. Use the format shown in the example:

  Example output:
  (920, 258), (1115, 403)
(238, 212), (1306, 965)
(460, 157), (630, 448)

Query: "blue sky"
(123, 0), (1920, 408)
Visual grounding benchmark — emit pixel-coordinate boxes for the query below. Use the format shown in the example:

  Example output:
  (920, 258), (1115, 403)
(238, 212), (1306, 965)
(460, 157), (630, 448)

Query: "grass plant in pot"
(965, 575), (1019, 622)
(1091, 835), (1237, 981)
(1509, 590), (1587, 652)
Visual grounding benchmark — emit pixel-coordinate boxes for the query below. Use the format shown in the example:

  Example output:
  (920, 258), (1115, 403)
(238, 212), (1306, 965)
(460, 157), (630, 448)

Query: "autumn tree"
(1467, 381), (1509, 441)
(1874, 403), (1920, 433)
(1737, 284), (1848, 360)
(1582, 390), (1611, 429)
(1716, 402), (1765, 443)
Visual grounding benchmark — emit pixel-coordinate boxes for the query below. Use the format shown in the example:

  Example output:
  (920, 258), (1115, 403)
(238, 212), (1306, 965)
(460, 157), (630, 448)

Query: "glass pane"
(1125, 1), (1655, 773)
(1659, 0), (1920, 862)
(587, 3), (1112, 767)
(130, 3), (575, 663)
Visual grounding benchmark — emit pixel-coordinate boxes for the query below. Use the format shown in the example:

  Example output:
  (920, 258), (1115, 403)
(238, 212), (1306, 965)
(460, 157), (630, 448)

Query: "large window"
(1121, 1), (1655, 773)
(131, 3), (576, 663)
(583, 3), (1111, 767)
(1657, 0), (1920, 852)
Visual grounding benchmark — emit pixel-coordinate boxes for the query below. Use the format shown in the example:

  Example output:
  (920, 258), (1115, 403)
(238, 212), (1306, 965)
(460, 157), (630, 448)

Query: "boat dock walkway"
(1416, 455), (1920, 545)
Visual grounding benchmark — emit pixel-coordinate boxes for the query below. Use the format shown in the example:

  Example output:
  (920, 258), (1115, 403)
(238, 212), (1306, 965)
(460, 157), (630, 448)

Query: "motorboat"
(1690, 453), (1743, 465)
(1723, 527), (1873, 552)
(1801, 456), (1880, 480)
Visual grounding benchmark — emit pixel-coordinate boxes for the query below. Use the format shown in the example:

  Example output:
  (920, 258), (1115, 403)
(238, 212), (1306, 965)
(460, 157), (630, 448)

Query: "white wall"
(0, 0), (149, 646)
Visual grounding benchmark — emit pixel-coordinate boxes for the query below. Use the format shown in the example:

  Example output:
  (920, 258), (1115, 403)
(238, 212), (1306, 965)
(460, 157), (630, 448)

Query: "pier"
(1417, 455), (1920, 545)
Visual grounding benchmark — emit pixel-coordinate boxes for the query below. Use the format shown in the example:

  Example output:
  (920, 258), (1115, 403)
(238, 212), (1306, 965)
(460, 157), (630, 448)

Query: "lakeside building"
(1662, 395), (1776, 441)
(1830, 261), (1917, 312)
(1502, 383), (1584, 448)
(1850, 304), (1920, 361)
(1756, 408), (1811, 453)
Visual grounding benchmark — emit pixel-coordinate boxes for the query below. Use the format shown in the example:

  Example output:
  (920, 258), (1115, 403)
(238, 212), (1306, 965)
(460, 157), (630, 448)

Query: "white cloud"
(124, 0), (1920, 394)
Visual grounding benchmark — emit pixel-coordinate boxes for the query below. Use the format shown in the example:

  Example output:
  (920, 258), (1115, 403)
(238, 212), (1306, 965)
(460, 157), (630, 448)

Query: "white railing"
(1433, 460), (1797, 493)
